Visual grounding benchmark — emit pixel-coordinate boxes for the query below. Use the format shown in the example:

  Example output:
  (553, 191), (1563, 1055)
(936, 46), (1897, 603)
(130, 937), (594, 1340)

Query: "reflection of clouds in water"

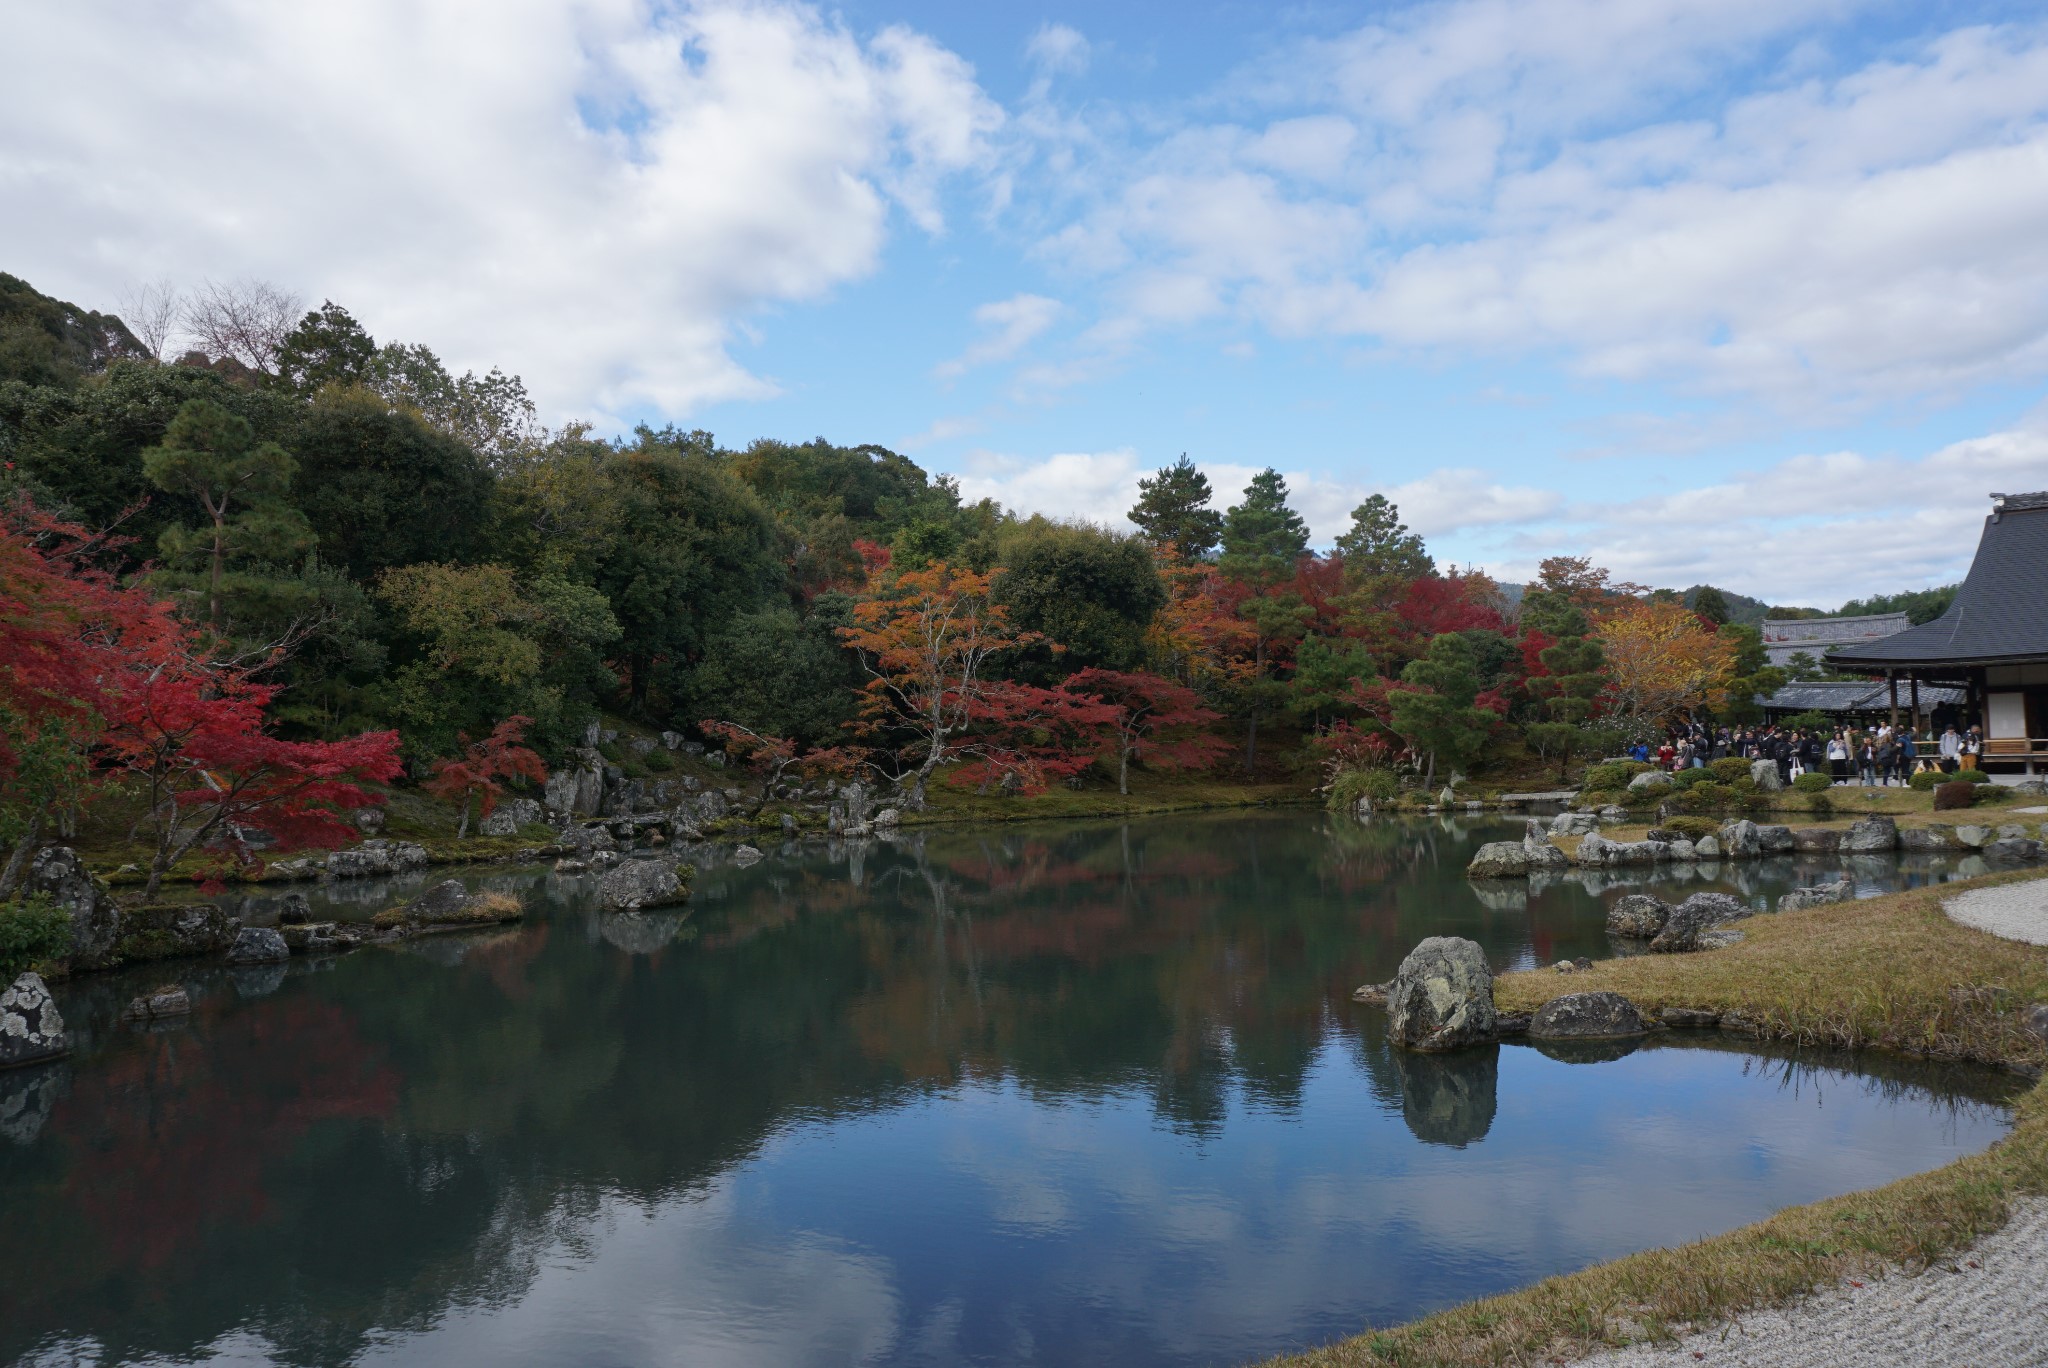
(362, 1179), (903, 1368)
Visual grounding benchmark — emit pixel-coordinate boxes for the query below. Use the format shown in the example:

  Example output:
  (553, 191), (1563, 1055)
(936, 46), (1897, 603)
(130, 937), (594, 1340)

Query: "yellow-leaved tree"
(1595, 598), (1737, 727)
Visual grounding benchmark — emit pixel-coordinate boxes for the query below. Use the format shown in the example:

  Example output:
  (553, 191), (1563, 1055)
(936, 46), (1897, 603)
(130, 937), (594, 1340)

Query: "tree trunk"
(0, 813), (43, 898)
(1118, 744), (1130, 796)
(458, 793), (472, 839)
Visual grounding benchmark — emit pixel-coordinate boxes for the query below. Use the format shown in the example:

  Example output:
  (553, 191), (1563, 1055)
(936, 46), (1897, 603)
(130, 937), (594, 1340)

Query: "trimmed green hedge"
(1791, 773), (1834, 794)
(1955, 769), (1991, 784)
(1709, 757), (1753, 784)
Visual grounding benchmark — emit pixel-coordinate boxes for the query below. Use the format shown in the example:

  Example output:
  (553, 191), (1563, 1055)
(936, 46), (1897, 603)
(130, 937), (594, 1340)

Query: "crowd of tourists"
(1628, 721), (1985, 786)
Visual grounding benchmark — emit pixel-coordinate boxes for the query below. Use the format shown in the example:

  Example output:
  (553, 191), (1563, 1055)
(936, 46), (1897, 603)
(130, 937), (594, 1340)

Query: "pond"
(0, 813), (2022, 1368)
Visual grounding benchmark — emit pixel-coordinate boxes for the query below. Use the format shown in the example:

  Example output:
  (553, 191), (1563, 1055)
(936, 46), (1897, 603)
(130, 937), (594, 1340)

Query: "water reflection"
(0, 813), (2020, 1368)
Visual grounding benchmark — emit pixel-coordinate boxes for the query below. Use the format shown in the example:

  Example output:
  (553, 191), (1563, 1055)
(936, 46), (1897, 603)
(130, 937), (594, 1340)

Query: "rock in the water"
(225, 926), (290, 965)
(114, 903), (239, 964)
(1598, 805), (1630, 822)
(23, 846), (120, 971)
(1756, 825), (1796, 854)
(1693, 833), (1722, 858)
(1840, 817), (1898, 853)
(277, 894), (311, 926)
(1650, 892), (1750, 953)
(1778, 880), (1854, 911)
(1899, 825), (1957, 852)
(733, 845), (764, 866)
(1792, 827), (1840, 852)
(1606, 893), (1671, 938)
(325, 839), (430, 880)
(597, 858), (693, 911)
(1627, 770), (1673, 793)
(1749, 759), (1784, 792)
(1954, 824), (1994, 849)
(123, 985), (191, 1020)
(403, 880), (471, 922)
(1467, 842), (1529, 878)
(1386, 937), (1497, 1052)
(1524, 839), (1569, 872)
(1530, 991), (1646, 1039)
(0, 973), (67, 1069)
(1718, 820), (1762, 858)
(280, 921), (345, 954)
(873, 808), (901, 829)
(1986, 838), (2045, 864)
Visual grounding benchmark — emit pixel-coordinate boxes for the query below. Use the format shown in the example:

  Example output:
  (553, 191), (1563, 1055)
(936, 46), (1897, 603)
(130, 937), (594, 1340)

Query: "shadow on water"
(0, 812), (2023, 1368)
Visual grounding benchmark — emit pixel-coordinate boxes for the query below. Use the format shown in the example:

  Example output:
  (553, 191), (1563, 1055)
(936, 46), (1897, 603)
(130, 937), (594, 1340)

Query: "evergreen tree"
(274, 301), (377, 397)
(1690, 585), (1731, 625)
(142, 398), (312, 627)
(1217, 467), (1309, 586)
(1390, 633), (1497, 788)
(1128, 454), (1223, 559)
(1334, 493), (1431, 581)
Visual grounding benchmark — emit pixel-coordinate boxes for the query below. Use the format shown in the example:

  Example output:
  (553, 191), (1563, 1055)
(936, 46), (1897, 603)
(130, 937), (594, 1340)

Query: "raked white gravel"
(1943, 881), (2048, 946)
(1585, 1198), (2048, 1366)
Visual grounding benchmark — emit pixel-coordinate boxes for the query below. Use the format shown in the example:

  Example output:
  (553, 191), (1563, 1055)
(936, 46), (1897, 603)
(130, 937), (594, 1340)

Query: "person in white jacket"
(1939, 725), (1963, 774)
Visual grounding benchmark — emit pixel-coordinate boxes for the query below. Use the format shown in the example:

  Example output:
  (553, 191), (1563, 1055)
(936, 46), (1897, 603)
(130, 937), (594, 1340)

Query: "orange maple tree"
(1595, 597), (1736, 726)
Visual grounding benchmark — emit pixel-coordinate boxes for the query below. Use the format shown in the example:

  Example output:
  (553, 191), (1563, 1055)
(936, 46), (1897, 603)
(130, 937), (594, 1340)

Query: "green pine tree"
(1128, 454), (1224, 559)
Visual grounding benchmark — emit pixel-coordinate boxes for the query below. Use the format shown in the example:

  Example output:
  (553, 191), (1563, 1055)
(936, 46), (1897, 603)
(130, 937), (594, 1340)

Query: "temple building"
(1759, 611), (1910, 670)
(1826, 491), (2048, 774)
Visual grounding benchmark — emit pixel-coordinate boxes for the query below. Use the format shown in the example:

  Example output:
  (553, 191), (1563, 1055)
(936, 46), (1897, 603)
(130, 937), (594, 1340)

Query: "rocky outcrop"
(1606, 893), (1671, 939)
(225, 926), (290, 965)
(1840, 817), (1898, 853)
(1627, 770), (1673, 793)
(24, 847), (119, 971)
(1650, 892), (1750, 953)
(597, 859), (693, 911)
(1523, 838), (1569, 872)
(1467, 842), (1530, 878)
(1792, 827), (1840, 852)
(0, 973), (67, 1069)
(479, 797), (544, 837)
(1550, 811), (1600, 836)
(1718, 820), (1762, 858)
(113, 904), (239, 965)
(325, 840), (430, 880)
(1755, 825), (1796, 854)
(1779, 880), (1854, 912)
(1530, 991), (1646, 1039)
(1987, 838), (2047, 864)
(1575, 833), (1669, 866)
(1386, 937), (1497, 1052)
(1749, 759), (1784, 792)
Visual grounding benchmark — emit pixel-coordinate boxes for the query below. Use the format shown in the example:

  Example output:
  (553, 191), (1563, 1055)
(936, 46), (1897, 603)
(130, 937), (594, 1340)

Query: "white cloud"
(0, 0), (1001, 421)
(933, 293), (1063, 378)
(1027, 8), (2048, 409)
(1025, 23), (1090, 76)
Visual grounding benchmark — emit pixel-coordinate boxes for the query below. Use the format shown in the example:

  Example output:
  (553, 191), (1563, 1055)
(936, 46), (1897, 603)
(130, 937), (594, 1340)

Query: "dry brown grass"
(1260, 869), (2048, 1368)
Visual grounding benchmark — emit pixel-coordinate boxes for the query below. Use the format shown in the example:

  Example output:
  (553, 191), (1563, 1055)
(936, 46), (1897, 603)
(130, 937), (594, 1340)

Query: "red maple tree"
(1062, 669), (1227, 795)
(422, 716), (548, 838)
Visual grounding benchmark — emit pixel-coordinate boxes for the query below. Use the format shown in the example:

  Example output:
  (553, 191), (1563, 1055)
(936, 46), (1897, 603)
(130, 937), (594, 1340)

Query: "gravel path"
(1944, 882), (2048, 946)
(1585, 1198), (2048, 1366)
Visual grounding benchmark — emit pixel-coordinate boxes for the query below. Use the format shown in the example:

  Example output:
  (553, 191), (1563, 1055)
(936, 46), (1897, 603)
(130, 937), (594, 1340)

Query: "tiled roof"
(1763, 680), (1966, 712)
(1828, 495), (2048, 668)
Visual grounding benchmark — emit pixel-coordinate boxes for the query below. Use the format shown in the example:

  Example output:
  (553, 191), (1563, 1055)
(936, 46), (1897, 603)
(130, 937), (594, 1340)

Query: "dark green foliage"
(1391, 634), (1498, 782)
(1934, 781), (1976, 811)
(1583, 760), (1649, 791)
(1678, 780), (1735, 810)
(1954, 769), (1990, 785)
(1325, 767), (1397, 809)
(1662, 815), (1718, 839)
(1128, 454), (1223, 560)
(1334, 493), (1431, 581)
(1682, 584), (1771, 626)
(1710, 756), (1753, 783)
(0, 272), (145, 389)
(274, 301), (377, 397)
(992, 521), (1164, 676)
(1690, 586), (1730, 625)
(1218, 468), (1309, 586)
(0, 895), (70, 981)
(290, 388), (491, 580)
(1909, 770), (1945, 791)
(1716, 623), (1784, 725)
(1838, 585), (1958, 625)
(687, 601), (861, 747)
(1290, 635), (1375, 722)
(1792, 772), (1833, 794)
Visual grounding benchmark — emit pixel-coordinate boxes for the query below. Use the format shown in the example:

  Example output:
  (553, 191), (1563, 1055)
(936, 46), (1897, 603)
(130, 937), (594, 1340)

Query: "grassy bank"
(1265, 870), (2048, 1368)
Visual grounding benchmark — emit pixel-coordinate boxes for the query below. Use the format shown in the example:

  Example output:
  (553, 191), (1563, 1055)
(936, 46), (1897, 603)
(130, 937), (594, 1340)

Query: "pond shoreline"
(1273, 867), (2048, 1368)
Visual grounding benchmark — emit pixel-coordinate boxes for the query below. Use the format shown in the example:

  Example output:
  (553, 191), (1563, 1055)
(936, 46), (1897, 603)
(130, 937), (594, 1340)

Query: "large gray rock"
(1606, 893), (1671, 939)
(123, 985), (192, 1020)
(1386, 937), (1497, 1052)
(1779, 880), (1854, 912)
(0, 973), (67, 1069)
(492, 798), (542, 830)
(1693, 833), (1722, 859)
(1840, 817), (1898, 853)
(1576, 834), (1666, 866)
(1755, 825), (1796, 854)
(1792, 827), (1841, 852)
(1627, 770), (1673, 793)
(23, 846), (119, 971)
(1718, 820), (1762, 858)
(114, 903), (239, 964)
(1531, 991), (1646, 1039)
(1550, 811), (1600, 836)
(597, 859), (693, 911)
(1651, 892), (1750, 953)
(1467, 842), (1529, 878)
(1749, 759), (1784, 793)
(225, 926), (290, 965)
(1954, 824), (1995, 849)
(1523, 839), (1569, 872)
(1985, 838), (2045, 864)
(1899, 825), (1957, 852)
(402, 880), (471, 922)
(325, 840), (429, 880)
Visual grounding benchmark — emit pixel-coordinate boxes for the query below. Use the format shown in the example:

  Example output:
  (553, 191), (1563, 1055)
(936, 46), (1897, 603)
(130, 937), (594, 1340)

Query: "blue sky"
(6, 0), (2048, 604)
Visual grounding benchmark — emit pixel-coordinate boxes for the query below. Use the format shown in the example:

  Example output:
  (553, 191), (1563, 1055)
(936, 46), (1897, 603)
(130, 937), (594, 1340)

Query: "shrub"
(1709, 757), (1753, 784)
(643, 749), (675, 773)
(1791, 773), (1833, 794)
(1327, 768), (1399, 810)
(1933, 781), (1977, 811)
(1908, 770), (1944, 791)
(1678, 781), (1734, 810)
(1582, 762), (1637, 792)
(1806, 792), (1834, 817)
(1955, 769), (1991, 785)
(1663, 815), (1718, 839)
(0, 895), (72, 981)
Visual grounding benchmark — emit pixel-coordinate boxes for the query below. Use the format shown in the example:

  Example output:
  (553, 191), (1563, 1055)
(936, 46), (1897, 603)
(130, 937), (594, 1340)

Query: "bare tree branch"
(118, 277), (184, 361)
(181, 278), (302, 375)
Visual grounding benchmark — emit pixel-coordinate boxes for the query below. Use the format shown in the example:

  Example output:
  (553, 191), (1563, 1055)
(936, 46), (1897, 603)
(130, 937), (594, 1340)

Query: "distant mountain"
(1837, 585), (1958, 625)
(1682, 585), (1777, 625)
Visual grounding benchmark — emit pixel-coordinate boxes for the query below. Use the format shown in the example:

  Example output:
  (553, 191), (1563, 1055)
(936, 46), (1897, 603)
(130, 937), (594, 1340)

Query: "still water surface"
(0, 813), (2020, 1367)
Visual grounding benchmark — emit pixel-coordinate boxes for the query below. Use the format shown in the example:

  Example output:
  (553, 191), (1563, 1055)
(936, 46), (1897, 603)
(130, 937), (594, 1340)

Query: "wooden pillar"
(1887, 670), (1898, 729)
(1910, 675), (1921, 734)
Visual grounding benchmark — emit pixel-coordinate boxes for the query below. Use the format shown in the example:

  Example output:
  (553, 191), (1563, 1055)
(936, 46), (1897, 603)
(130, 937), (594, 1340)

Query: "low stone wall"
(1468, 816), (2048, 880)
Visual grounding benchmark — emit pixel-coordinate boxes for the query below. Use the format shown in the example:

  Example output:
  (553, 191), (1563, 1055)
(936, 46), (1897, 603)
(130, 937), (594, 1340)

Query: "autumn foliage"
(422, 716), (548, 838)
